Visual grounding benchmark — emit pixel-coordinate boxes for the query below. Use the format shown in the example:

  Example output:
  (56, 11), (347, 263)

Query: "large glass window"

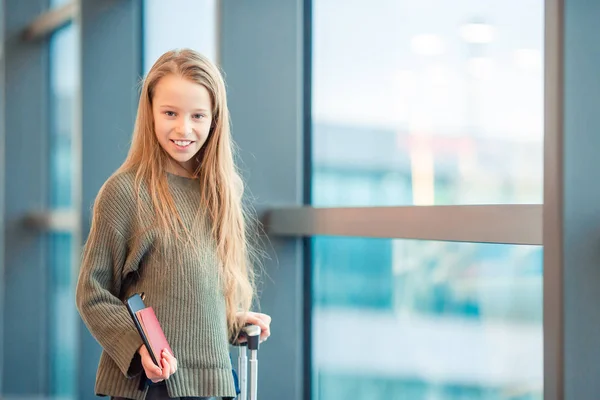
(312, 0), (544, 207)
(312, 238), (543, 399)
(48, 20), (79, 400)
(143, 0), (218, 72)
(311, 1), (544, 399)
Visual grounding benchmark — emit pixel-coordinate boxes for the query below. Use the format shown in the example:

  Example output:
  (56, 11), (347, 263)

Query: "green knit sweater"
(76, 170), (236, 400)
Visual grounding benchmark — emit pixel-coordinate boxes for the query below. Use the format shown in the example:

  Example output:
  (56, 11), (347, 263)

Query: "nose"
(176, 118), (192, 137)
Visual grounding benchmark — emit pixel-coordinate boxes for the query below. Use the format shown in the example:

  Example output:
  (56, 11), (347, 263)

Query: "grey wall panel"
(220, 1), (306, 399)
(562, 0), (600, 398)
(545, 0), (600, 398)
(2, 0), (49, 395)
(78, 1), (142, 399)
(0, 0), (5, 393)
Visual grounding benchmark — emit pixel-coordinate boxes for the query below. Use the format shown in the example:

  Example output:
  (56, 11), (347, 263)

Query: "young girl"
(76, 48), (271, 400)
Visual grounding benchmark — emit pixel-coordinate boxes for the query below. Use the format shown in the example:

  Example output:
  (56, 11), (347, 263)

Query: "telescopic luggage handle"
(237, 324), (261, 400)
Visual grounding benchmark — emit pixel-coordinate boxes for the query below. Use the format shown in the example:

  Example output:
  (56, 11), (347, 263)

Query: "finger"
(161, 358), (171, 379)
(142, 356), (163, 376)
(247, 316), (268, 331)
(258, 313), (272, 324)
(248, 311), (271, 324)
(257, 321), (270, 339)
(162, 350), (177, 374)
(170, 358), (178, 375)
(146, 366), (163, 382)
(163, 349), (176, 362)
(260, 329), (270, 342)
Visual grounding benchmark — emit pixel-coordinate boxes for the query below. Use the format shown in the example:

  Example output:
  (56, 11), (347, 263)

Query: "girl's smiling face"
(152, 74), (213, 175)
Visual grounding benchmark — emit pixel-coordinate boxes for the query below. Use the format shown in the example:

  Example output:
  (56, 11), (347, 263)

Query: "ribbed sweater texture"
(76, 170), (235, 399)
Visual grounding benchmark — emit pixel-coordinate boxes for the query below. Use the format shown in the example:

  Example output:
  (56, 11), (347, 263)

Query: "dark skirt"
(112, 382), (217, 400)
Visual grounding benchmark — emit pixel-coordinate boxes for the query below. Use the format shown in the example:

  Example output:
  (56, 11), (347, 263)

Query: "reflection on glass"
(143, 0), (217, 72)
(49, 23), (78, 400)
(312, 0), (544, 206)
(48, 232), (76, 398)
(50, 24), (76, 209)
(50, 0), (72, 7)
(312, 237), (543, 400)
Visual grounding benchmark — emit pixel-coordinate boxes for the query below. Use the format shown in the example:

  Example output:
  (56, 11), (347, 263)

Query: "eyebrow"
(159, 104), (211, 113)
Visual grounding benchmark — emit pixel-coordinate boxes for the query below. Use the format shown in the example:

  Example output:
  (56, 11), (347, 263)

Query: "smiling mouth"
(171, 139), (195, 148)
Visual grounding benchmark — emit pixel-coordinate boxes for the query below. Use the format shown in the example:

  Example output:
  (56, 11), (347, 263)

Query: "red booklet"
(135, 307), (173, 365)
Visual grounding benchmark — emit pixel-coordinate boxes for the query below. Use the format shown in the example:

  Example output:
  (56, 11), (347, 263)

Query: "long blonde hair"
(116, 48), (256, 338)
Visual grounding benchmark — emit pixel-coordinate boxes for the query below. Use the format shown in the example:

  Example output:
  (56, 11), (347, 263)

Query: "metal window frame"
(543, 0), (564, 398)
(301, 1), (313, 399)
(21, 2), (77, 41)
(0, 0), (4, 393)
(265, 204), (543, 245)
(18, 0), (83, 237)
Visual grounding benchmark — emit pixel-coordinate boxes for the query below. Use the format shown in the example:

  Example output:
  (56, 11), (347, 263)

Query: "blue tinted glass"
(312, 1), (544, 206)
(48, 232), (77, 398)
(312, 238), (543, 400)
(311, 1), (544, 396)
(51, 0), (72, 7)
(143, 0), (217, 72)
(49, 24), (76, 208)
(48, 23), (78, 399)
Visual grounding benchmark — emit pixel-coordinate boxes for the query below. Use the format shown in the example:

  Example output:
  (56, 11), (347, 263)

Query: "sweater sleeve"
(75, 177), (144, 378)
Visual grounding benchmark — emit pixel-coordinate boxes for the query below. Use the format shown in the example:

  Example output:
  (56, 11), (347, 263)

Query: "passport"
(135, 307), (173, 365)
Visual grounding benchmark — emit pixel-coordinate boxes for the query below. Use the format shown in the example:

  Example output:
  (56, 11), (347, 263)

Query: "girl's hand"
(237, 311), (271, 343)
(138, 345), (178, 383)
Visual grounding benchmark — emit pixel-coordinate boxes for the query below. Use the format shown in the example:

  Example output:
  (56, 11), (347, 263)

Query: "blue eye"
(193, 113), (205, 120)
